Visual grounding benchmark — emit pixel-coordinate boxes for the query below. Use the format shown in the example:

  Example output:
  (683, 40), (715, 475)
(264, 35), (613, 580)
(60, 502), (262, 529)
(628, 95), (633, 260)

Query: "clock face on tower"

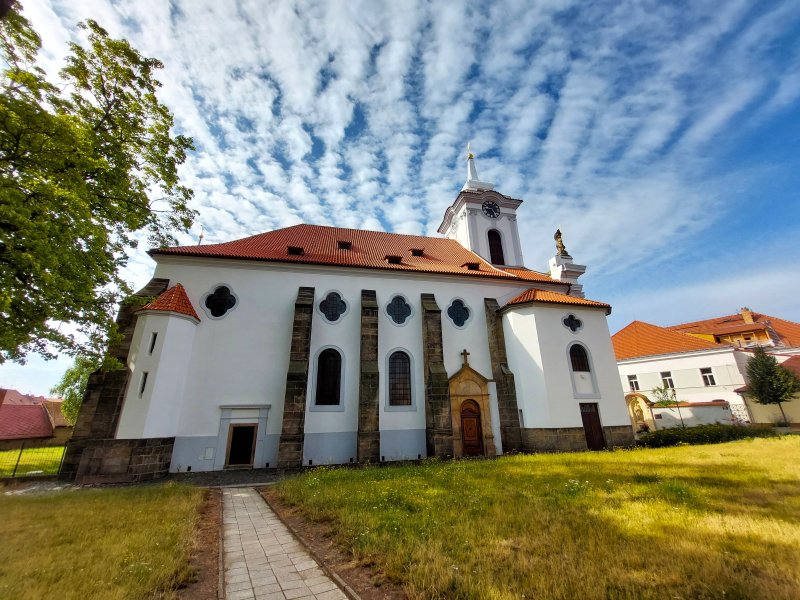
(482, 200), (501, 218)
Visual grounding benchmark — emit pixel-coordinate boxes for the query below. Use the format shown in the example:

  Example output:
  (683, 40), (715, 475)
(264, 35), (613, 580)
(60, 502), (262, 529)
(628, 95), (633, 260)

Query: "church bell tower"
(437, 147), (525, 267)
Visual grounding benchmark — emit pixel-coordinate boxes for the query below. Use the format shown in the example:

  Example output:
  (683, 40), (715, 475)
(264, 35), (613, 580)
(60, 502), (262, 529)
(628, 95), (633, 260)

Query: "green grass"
(0, 483), (203, 599)
(273, 437), (800, 599)
(0, 446), (65, 477)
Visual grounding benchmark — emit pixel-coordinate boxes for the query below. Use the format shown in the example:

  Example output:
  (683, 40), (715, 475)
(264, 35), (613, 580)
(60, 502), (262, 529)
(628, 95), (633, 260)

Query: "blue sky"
(3, 0), (800, 395)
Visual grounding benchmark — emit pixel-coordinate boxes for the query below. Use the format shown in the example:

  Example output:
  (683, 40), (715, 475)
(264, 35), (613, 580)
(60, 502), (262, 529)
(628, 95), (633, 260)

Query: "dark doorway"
(226, 424), (257, 467)
(461, 399), (484, 456)
(579, 403), (606, 450)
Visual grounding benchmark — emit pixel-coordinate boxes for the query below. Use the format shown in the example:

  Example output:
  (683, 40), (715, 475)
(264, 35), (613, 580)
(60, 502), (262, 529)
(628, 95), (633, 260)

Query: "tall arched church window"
(570, 345), (591, 372)
(389, 351), (412, 406)
(316, 349), (342, 405)
(488, 229), (505, 265)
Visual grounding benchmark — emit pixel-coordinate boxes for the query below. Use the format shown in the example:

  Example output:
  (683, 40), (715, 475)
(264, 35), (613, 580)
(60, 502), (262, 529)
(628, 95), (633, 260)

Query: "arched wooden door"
(461, 399), (483, 456)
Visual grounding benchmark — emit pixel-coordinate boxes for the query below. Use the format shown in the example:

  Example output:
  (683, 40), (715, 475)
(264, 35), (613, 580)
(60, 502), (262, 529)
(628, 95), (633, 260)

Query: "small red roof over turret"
(504, 289), (611, 313)
(140, 283), (200, 321)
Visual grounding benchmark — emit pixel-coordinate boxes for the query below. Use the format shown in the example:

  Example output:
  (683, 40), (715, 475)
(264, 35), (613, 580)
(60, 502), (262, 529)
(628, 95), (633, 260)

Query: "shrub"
(637, 423), (778, 448)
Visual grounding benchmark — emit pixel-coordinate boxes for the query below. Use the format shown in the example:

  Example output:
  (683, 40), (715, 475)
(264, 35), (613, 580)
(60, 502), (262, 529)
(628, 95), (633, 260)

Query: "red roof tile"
(779, 355), (800, 378)
(504, 289), (611, 313)
(668, 311), (800, 347)
(141, 283), (200, 321)
(498, 267), (569, 285)
(151, 224), (561, 283)
(0, 389), (49, 406)
(612, 321), (721, 360)
(0, 404), (54, 440)
(42, 400), (69, 428)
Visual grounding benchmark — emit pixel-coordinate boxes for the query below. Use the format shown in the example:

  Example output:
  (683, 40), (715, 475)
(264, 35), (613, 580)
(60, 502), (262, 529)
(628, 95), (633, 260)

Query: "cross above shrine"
(461, 348), (470, 365)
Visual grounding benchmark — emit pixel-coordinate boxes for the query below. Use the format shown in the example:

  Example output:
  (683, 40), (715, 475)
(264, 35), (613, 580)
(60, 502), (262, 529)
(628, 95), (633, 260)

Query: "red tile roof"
(140, 283), (200, 321)
(151, 224), (562, 284)
(0, 389), (49, 406)
(498, 267), (569, 285)
(668, 311), (800, 347)
(504, 289), (611, 313)
(779, 355), (800, 378)
(42, 400), (69, 428)
(0, 404), (54, 440)
(612, 321), (721, 360)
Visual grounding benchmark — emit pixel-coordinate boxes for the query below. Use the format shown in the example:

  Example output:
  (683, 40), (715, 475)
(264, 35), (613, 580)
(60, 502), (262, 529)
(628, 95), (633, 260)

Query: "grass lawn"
(0, 483), (203, 599)
(273, 437), (800, 600)
(0, 446), (65, 478)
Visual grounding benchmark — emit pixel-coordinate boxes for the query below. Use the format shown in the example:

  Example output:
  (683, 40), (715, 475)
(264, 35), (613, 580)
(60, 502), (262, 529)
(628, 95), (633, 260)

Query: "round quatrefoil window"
(203, 285), (237, 318)
(386, 295), (412, 325)
(563, 314), (583, 333)
(319, 291), (347, 323)
(447, 299), (471, 328)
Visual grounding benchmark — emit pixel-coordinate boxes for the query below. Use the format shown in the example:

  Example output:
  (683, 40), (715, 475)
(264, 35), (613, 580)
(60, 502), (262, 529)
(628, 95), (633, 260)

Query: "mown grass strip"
(273, 437), (800, 600)
(0, 482), (203, 600)
(0, 446), (65, 477)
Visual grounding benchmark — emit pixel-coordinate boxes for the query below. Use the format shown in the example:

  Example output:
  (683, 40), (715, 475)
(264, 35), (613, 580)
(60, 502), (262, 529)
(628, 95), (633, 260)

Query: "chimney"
(740, 307), (754, 324)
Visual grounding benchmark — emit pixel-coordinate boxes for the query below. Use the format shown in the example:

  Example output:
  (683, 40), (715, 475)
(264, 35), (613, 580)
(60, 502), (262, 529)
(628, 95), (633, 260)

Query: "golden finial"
(467, 141), (474, 160)
(197, 225), (204, 245)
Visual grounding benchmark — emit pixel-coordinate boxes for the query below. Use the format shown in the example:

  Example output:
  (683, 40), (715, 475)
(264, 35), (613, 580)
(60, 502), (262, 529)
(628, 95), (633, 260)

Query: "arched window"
(570, 345), (591, 372)
(388, 351), (412, 406)
(488, 229), (505, 265)
(315, 349), (342, 405)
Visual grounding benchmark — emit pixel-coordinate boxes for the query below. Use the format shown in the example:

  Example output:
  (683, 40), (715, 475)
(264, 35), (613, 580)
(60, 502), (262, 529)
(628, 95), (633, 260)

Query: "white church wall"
(121, 257), (527, 470)
(504, 304), (629, 429)
(117, 312), (196, 439)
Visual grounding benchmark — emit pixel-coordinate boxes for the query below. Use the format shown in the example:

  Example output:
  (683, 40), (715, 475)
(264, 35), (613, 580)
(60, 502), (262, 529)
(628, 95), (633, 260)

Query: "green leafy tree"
(50, 354), (101, 425)
(745, 347), (800, 425)
(0, 5), (194, 363)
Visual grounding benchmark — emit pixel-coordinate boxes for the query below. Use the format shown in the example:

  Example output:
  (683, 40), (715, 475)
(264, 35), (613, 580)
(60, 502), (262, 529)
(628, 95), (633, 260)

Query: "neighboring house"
(61, 153), (634, 484)
(0, 389), (72, 450)
(612, 309), (800, 432)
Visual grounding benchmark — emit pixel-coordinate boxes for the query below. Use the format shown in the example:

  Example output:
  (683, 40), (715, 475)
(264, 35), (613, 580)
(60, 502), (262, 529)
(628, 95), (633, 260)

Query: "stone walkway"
(223, 488), (349, 600)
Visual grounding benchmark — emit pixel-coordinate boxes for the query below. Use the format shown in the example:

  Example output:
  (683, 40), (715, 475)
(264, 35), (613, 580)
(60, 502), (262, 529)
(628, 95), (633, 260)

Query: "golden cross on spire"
(467, 141), (474, 160)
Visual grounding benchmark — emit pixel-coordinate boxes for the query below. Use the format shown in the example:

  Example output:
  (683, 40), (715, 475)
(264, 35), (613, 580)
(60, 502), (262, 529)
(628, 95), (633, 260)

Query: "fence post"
(11, 441), (24, 478)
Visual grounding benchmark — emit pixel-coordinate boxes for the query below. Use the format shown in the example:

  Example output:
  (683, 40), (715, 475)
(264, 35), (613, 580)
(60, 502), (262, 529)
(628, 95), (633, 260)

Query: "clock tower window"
(488, 229), (505, 265)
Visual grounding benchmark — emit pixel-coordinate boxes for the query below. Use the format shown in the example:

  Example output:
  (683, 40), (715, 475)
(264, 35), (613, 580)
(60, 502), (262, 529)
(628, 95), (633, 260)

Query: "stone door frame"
(448, 361), (496, 459)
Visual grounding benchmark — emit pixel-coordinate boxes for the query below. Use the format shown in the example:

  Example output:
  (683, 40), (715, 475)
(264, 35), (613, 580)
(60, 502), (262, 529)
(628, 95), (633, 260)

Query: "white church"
(61, 153), (633, 482)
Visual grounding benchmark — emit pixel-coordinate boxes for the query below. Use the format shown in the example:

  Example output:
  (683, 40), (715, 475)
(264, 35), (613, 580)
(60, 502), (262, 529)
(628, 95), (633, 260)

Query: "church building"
(61, 153), (634, 483)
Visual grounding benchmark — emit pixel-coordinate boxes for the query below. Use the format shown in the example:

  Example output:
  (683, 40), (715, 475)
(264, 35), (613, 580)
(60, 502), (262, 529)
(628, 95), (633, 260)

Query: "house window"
(315, 349), (341, 406)
(148, 332), (158, 355)
(627, 374), (640, 391)
(139, 372), (149, 397)
(446, 299), (471, 328)
(388, 351), (412, 406)
(319, 291), (347, 322)
(660, 371), (675, 389)
(570, 345), (591, 372)
(700, 367), (716, 386)
(488, 229), (505, 265)
(386, 295), (412, 325)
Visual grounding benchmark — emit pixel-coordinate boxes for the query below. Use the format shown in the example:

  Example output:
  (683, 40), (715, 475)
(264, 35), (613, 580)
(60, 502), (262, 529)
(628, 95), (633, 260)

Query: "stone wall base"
(521, 425), (634, 452)
(60, 437), (174, 484)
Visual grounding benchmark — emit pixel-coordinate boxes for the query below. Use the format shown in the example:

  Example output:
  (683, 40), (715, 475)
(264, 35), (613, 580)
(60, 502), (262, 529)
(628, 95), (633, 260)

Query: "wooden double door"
(461, 399), (484, 457)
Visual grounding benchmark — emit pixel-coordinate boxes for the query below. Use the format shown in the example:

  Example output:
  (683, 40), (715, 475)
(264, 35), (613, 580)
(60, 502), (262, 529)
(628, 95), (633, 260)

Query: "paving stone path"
(223, 487), (348, 600)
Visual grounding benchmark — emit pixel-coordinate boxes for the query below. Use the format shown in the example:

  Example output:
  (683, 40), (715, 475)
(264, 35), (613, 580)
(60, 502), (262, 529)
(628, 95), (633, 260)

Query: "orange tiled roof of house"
(504, 289), (611, 313)
(668, 310), (800, 347)
(151, 224), (564, 284)
(497, 267), (568, 285)
(0, 388), (49, 406)
(0, 404), (54, 440)
(42, 400), (69, 428)
(141, 283), (200, 321)
(612, 321), (721, 360)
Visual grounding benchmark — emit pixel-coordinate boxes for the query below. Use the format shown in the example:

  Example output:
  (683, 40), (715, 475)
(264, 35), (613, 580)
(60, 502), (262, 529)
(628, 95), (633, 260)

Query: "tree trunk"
(778, 403), (788, 426)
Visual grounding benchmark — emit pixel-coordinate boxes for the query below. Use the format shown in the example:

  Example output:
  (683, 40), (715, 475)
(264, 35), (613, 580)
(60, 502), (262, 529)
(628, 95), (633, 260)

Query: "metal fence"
(0, 443), (66, 478)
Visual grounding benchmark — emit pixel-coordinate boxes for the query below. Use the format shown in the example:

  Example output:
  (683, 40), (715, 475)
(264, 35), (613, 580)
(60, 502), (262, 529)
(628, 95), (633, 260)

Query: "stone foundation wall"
(64, 437), (174, 484)
(522, 424), (635, 452)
